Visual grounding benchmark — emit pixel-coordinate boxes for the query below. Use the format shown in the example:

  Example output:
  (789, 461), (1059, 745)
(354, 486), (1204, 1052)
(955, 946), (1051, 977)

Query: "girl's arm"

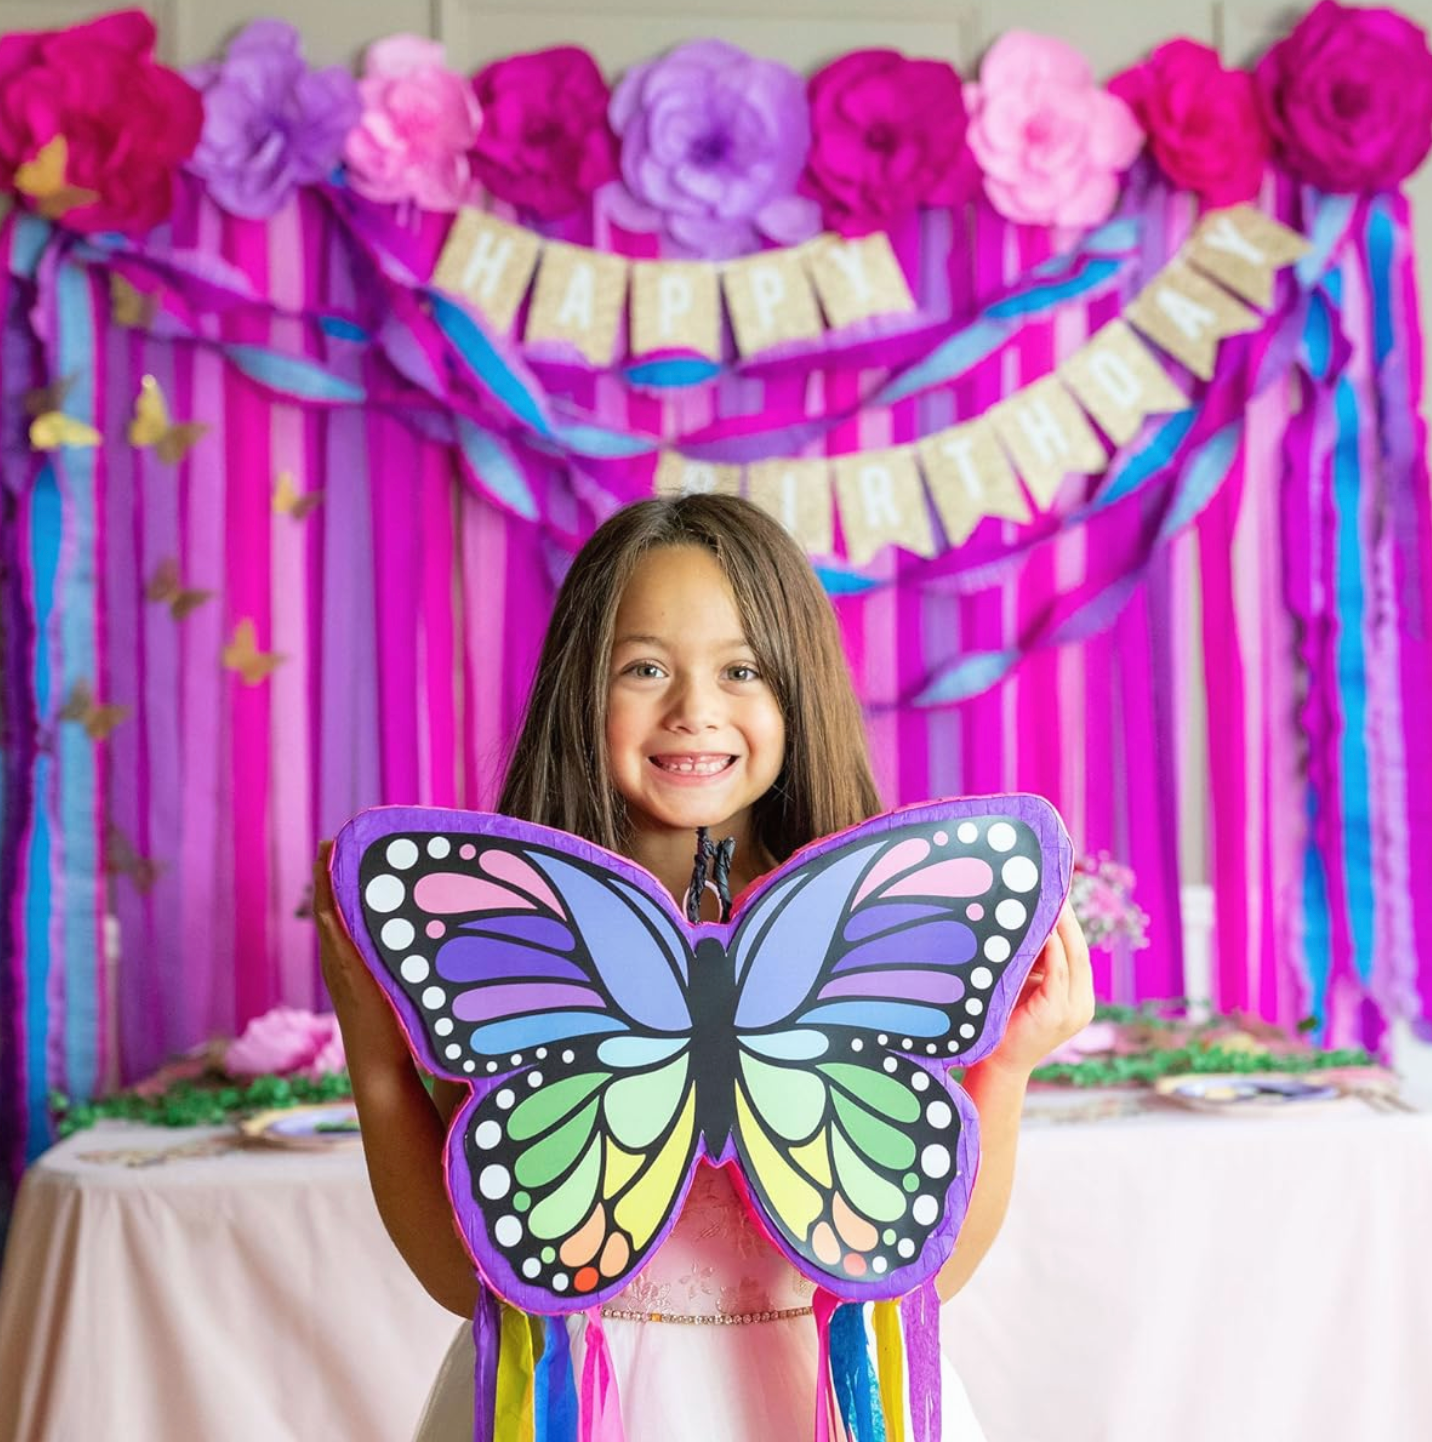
(936, 904), (1093, 1302)
(313, 844), (479, 1319)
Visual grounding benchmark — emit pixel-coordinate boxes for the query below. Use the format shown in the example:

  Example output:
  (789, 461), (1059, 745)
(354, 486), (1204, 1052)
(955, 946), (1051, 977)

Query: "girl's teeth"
(658, 757), (728, 775)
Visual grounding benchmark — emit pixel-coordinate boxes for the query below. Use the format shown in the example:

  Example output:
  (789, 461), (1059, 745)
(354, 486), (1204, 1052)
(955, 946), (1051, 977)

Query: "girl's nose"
(664, 676), (721, 732)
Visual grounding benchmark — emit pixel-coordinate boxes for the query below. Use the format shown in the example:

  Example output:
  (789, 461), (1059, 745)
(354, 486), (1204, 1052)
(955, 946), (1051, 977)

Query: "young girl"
(313, 494), (1094, 1440)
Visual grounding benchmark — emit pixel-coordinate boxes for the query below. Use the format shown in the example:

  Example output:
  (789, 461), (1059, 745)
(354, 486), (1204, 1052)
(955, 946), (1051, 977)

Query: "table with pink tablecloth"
(3, 1089), (1429, 1442)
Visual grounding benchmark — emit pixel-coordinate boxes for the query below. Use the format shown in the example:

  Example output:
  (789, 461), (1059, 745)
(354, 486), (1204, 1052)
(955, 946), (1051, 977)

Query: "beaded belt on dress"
(599, 1305), (813, 1326)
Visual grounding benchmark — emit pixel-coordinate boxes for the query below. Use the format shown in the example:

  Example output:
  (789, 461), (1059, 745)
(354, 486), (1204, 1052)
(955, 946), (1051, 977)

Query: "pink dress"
(412, 1164), (987, 1441)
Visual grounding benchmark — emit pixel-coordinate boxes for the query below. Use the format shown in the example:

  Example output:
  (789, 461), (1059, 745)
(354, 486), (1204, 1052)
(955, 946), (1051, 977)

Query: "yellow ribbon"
(873, 1299), (906, 1442)
(494, 1304), (542, 1442)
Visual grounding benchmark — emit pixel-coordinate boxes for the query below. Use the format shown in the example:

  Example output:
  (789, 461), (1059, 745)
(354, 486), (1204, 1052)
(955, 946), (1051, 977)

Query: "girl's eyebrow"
(613, 633), (751, 649)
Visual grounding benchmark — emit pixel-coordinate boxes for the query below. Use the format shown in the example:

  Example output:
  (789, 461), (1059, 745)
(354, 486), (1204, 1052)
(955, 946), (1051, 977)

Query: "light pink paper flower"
(966, 32), (1143, 227)
(343, 34), (482, 211)
(225, 1006), (347, 1080)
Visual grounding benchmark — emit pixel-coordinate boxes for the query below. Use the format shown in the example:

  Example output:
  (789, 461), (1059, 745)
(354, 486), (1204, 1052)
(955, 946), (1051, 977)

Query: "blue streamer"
(1089, 409), (1198, 511)
(455, 417), (540, 520)
(317, 314), (370, 342)
(830, 1303), (886, 1442)
(428, 291), (553, 438)
(815, 565), (883, 596)
(875, 317), (1014, 404)
(224, 344), (366, 403)
(624, 356), (723, 388)
(533, 1315), (578, 1442)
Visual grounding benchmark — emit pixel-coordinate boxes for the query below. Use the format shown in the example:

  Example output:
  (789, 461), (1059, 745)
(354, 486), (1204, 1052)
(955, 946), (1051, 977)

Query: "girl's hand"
(981, 902), (1095, 1078)
(313, 841), (411, 1070)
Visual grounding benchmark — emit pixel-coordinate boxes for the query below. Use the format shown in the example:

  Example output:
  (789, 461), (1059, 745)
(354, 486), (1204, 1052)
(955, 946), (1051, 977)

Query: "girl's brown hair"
(499, 494), (881, 862)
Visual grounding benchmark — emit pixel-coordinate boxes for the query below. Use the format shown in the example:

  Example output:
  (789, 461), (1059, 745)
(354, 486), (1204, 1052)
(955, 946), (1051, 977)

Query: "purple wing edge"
(330, 805), (699, 1315)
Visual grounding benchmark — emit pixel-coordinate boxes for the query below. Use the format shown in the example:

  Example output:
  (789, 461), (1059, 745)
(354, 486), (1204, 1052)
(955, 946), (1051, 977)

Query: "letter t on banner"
(917, 419), (1029, 545)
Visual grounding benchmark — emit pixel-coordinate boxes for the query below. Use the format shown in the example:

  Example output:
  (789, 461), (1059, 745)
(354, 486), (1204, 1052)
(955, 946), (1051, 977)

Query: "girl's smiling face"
(606, 545), (786, 864)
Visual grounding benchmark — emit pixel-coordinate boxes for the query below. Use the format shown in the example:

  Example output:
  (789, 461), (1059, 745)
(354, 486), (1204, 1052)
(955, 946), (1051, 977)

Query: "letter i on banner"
(630, 261), (723, 360)
(1185, 204), (1311, 310)
(832, 449), (937, 565)
(916, 419), (1029, 546)
(526, 240), (629, 366)
(653, 453), (741, 497)
(746, 458), (834, 556)
(1057, 320), (1190, 446)
(990, 377), (1107, 510)
(431, 210), (543, 333)
(1125, 261), (1259, 380)
(722, 252), (824, 356)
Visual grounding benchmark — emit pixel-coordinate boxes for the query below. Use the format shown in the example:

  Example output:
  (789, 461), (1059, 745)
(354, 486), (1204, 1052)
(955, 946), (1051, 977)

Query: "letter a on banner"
(746, 457), (834, 555)
(526, 241), (629, 366)
(833, 449), (937, 565)
(1125, 261), (1259, 380)
(432, 209), (542, 333)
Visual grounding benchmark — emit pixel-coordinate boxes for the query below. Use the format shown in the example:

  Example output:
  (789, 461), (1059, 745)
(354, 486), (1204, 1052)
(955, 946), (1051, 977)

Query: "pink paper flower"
(1111, 40), (1268, 207)
(965, 32), (1143, 227)
(470, 47), (617, 220)
(803, 49), (978, 235)
(1255, 0), (1432, 193)
(0, 9), (202, 235)
(225, 1006), (347, 1081)
(344, 35), (482, 211)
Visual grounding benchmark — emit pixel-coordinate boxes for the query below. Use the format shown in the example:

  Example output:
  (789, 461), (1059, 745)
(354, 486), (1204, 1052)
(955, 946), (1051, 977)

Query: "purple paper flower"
(186, 20), (360, 220)
(604, 39), (820, 258)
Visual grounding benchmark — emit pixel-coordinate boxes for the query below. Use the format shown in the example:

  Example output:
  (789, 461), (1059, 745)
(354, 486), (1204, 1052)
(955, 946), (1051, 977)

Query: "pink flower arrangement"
(225, 1006), (347, 1081)
(1110, 40), (1269, 207)
(803, 49), (978, 235)
(965, 32), (1143, 227)
(343, 35), (482, 211)
(1255, 0), (1432, 193)
(470, 47), (618, 220)
(1068, 853), (1149, 951)
(0, 8), (202, 234)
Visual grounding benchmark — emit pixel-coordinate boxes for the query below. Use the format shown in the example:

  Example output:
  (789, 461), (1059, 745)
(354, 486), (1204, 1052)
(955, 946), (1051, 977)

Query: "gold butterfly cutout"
(144, 559), (214, 621)
(29, 411), (102, 451)
(105, 823), (164, 895)
(14, 136), (99, 220)
(111, 274), (160, 330)
(272, 471), (325, 519)
(222, 619), (286, 686)
(59, 680), (131, 741)
(129, 375), (208, 464)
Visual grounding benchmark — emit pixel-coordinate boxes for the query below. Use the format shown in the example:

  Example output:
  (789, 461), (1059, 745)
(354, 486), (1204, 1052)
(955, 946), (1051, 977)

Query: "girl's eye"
(727, 663), (761, 682)
(623, 661), (665, 680)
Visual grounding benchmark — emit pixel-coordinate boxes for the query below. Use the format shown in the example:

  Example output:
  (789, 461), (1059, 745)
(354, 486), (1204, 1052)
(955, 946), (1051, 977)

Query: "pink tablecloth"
(3, 1089), (1429, 1442)
(941, 1085), (1432, 1442)
(0, 1124), (457, 1442)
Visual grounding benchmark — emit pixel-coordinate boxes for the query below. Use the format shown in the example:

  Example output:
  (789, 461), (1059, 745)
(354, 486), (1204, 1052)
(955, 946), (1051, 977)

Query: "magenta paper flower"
(0, 8), (201, 235)
(187, 20), (360, 219)
(1255, 0), (1432, 193)
(604, 39), (819, 258)
(966, 32), (1143, 227)
(803, 49), (978, 235)
(470, 47), (617, 219)
(344, 35), (482, 212)
(1111, 40), (1268, 207)
(226, 1006), (347, 1080)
